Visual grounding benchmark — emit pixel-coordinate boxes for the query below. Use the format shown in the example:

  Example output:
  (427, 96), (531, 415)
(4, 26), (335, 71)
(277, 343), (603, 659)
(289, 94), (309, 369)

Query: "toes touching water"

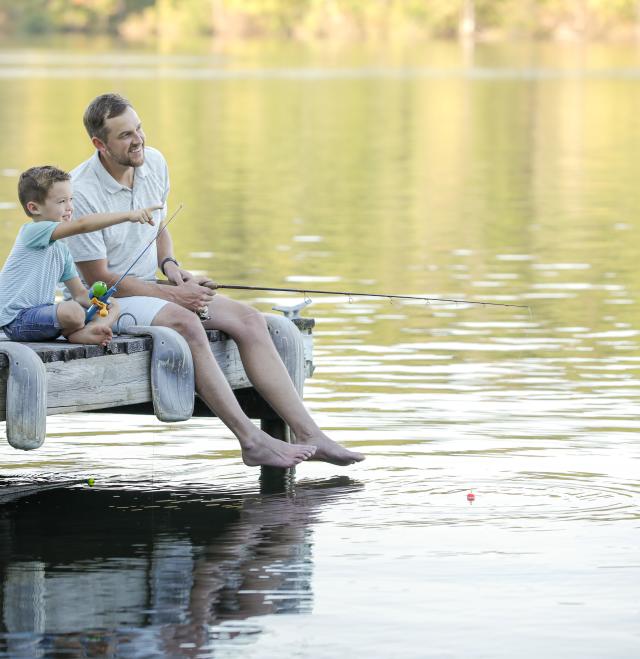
(241, 430), (364, 468)
(297, 432), (365, 466)
(310, 437), (365, 466)
(242, 432), (317, 468)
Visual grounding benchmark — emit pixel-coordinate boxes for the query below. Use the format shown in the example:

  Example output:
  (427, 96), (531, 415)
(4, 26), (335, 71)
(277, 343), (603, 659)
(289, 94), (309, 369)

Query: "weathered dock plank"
(0, 314), (315, 448)
(0, 342), (151, 414)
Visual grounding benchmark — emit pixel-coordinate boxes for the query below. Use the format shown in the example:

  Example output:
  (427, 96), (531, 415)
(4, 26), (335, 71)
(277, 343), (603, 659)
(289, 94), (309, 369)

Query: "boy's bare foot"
(241, 431), (317, 468)
(67, 324), (113, 347)
(298, 432), (365, 466)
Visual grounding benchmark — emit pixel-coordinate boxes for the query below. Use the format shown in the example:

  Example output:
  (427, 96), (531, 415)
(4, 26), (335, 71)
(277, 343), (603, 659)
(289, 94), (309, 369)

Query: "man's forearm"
(156, 229), (175, 266)
(111, 274), (179, 303)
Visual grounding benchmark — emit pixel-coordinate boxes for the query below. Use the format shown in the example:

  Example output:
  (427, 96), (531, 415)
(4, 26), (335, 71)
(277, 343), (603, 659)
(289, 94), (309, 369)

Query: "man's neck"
(98, 152), (135, 188)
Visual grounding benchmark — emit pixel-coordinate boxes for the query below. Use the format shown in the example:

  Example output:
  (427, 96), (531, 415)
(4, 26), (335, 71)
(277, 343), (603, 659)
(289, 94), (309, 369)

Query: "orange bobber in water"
(467, 491), (475, 503)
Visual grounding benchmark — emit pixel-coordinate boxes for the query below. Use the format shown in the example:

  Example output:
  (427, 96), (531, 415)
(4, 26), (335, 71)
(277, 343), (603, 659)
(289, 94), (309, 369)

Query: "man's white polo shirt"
(65, 146), (169, 281)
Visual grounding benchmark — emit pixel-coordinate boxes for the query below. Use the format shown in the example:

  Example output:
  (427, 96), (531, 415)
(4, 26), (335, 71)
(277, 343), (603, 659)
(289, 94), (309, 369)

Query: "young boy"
(0, 165), (161, 346)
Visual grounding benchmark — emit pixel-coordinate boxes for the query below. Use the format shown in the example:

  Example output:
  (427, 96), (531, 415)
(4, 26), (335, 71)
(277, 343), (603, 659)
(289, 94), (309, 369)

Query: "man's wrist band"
(160, 256), (179, 276)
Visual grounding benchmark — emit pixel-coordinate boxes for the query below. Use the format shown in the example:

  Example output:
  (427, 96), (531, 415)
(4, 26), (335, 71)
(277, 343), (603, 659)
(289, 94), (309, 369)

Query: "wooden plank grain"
(36, 353), (152, 415)
(0, 316), (314, 425)
(0, 342), (253, 419)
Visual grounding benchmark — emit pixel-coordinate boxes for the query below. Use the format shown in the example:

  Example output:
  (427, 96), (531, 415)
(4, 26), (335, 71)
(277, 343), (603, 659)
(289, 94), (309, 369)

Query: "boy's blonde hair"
(18, 166), (70, 218)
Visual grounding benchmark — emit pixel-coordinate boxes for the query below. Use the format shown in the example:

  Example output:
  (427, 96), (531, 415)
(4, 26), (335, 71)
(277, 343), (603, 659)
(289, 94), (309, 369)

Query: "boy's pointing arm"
(50, 204), (162, 241)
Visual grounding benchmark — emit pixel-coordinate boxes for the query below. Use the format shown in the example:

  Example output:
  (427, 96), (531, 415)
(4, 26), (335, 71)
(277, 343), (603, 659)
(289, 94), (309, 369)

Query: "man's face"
(99, 106), (146, 168)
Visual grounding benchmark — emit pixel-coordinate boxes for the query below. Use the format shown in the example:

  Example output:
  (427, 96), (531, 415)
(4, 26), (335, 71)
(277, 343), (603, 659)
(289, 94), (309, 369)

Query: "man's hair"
(83, 92), (132, 143)
(18, 166), (71, 217)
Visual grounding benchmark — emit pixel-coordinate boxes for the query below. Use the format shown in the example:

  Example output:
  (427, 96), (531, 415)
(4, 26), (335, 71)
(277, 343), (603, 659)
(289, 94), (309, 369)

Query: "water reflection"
(0, 477), (360, 658)
(1, 38), (640, 656)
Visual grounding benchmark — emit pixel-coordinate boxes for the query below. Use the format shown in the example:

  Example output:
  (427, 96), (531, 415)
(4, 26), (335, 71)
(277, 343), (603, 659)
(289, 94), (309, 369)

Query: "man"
(65, 93), (364, 469)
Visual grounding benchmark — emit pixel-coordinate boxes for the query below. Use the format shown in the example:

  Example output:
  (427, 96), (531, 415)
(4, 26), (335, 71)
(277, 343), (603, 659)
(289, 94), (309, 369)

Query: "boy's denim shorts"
(2, 304), (61, 342)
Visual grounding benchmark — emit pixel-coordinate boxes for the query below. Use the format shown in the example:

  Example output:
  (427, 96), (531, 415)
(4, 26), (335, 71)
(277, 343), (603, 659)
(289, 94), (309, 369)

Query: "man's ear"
(26, 201), (40, 216)
(91, 136), (107, 154)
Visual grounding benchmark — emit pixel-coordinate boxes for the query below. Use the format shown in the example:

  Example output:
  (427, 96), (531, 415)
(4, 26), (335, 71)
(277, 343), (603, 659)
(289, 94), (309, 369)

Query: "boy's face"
(29, 180), (73, 222)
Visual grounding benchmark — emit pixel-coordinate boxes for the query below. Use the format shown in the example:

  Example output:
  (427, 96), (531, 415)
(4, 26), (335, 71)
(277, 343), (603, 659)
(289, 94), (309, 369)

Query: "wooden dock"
(0, 313), (314, 484)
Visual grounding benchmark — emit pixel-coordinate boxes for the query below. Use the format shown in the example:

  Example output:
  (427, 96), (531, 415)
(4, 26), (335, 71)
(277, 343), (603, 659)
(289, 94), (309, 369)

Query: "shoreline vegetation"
(2, 1), (640, 44)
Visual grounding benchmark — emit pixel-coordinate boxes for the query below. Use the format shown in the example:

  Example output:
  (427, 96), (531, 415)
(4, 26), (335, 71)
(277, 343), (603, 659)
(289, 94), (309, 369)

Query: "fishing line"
(115, 203), (184, 287)
(210, 283), (531, 312)
(86, 204), (185, 321)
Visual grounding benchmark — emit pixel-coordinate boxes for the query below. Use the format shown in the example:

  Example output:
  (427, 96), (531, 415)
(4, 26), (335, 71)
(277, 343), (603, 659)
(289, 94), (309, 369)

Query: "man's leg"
(203, 295), (365, 466)
(152, 303), (316, 468)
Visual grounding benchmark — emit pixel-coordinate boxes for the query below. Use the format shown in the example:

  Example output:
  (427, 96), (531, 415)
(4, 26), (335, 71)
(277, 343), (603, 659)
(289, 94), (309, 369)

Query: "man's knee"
(245, 308), (268, 334)
(154, 305), (206, 343)
(235, 307), (269, 343)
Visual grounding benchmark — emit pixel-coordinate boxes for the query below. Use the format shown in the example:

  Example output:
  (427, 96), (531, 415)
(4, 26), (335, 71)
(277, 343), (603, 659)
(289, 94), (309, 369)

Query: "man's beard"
(107, 142), (145, 167)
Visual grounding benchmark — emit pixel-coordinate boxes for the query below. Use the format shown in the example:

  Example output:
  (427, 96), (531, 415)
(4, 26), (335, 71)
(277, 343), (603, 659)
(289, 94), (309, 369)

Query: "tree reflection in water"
(0, 477), (360, 658)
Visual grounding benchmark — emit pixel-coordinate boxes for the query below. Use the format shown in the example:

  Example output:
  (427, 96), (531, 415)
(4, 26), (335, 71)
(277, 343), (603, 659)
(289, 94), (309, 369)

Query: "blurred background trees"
(0, 0), (639, 42)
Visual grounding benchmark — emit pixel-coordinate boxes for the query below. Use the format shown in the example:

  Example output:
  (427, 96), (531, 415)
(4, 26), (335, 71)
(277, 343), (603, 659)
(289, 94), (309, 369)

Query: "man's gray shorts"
(115, 296), (170, 329)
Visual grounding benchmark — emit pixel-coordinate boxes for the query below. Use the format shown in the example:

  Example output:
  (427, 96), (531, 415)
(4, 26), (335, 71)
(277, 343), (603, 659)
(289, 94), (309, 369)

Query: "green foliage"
(0, 0), (640, 39)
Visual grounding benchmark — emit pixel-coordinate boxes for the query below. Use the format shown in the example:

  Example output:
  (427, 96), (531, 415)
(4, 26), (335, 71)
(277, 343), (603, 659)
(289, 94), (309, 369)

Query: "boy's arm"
(51, 205), (162, 241)
(64, 277), (92, 309)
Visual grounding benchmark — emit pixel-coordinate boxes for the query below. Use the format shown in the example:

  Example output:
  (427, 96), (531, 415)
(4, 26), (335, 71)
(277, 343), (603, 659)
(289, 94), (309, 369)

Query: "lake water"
(0, 39), (639, 658)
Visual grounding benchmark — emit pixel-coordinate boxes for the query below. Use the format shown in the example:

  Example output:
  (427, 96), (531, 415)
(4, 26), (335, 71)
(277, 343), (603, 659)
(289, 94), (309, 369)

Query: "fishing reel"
(88, 280), (109, 318)
(196, 306), (210, 321)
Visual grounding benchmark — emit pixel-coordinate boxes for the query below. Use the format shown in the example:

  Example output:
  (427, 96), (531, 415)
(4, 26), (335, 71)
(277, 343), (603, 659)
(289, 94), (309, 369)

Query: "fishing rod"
(85, 204), (184, 321)
(208, 283), (530, 311)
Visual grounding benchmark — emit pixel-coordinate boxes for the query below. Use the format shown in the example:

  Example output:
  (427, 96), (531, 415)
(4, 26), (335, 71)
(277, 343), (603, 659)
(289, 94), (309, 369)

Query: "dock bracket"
(272, 299), (312, 320)
(0, 342), (47, 450)
(124, 326), (194, 422)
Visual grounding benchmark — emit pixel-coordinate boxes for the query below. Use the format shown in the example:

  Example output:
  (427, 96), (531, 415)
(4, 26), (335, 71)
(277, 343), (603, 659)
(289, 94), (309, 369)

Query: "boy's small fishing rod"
(208, 283), (530, 311)
(86, 204), (184, 321)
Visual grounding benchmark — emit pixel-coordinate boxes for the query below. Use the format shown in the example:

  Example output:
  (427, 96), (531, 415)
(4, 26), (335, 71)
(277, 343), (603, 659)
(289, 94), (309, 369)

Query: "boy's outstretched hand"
(130, 203), (163, 225)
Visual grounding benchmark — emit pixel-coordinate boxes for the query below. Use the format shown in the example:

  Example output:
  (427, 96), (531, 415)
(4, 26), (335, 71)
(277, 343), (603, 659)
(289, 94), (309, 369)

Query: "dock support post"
(259, 418), (295, 492)
(0, 343), (47, 450)
(259, 314), (306, 491)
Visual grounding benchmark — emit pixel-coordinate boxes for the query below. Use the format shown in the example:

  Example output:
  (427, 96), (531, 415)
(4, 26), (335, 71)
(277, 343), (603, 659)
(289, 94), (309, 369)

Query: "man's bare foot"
(67, 324), (113, 347)
(298, 432), (365, 466)
(241, 431), (317, 468)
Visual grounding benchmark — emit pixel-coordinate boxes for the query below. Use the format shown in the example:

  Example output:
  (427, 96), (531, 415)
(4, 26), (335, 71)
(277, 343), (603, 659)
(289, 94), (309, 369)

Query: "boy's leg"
(61, 300), (119, 347)
(2, 304), (61, 342)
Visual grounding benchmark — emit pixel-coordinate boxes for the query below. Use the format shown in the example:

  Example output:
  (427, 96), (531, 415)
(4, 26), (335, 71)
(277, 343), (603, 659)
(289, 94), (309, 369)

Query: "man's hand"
(129, 204), (163, 225)
(197, 277), (218, 290)
(171, 279), (216, 312)
(163, 265), (217, 290)
(163, 261), (194, 285)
